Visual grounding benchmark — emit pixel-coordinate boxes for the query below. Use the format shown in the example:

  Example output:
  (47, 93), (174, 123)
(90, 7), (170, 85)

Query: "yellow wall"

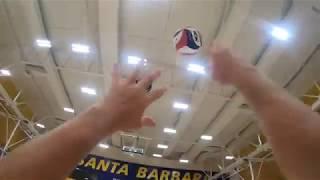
(0, 78), (34, 119)
(301, 82), (320, 106)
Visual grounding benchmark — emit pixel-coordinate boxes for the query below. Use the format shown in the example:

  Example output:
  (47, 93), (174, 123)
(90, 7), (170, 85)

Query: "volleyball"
(173, 27), (202, 55)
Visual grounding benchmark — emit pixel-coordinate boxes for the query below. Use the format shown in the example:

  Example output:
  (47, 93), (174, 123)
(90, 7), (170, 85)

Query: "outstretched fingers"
(137, 70), (161, 88)
(127, 68), (140, 85)
(141, 116), (156, 127)
(148, 87), (167, 103)
(210, 44), (228, 59)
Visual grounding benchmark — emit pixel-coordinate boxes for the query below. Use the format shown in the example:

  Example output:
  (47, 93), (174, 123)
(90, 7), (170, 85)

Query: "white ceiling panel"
(172, 95), (227, 152)
(164, 0), (224, 41)
(61, 70), (104, 113)
(147, 40), (175, 66)
(121, 0), (170, 39)
(42, 0), (86, 29)
(0, 46), (21, 66)
(232, 0), (286, 62)
(0, 4), (15, 46)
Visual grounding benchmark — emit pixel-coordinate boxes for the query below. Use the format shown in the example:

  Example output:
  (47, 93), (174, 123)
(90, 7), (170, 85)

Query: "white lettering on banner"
(77, 156), (205, 179)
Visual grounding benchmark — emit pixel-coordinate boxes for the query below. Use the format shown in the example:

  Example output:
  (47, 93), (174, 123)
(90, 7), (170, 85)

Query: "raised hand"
(94, 65), (167, 134)
(208, 45), (254, 85)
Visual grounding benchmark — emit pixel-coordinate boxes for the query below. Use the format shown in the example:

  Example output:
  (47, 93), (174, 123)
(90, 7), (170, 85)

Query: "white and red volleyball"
(173, 27), (202, 55)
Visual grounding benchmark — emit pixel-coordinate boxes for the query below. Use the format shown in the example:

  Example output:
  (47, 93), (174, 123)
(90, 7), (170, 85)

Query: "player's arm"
(210, 46), (320, 180)
(0, 66), (166, 180)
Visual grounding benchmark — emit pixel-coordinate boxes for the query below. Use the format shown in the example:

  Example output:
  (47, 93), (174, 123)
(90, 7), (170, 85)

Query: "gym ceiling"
(0, 0), (320, 174)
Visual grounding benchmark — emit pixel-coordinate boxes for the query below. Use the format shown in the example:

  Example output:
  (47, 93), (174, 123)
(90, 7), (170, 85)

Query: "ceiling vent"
(122, 146), (144, 155)
(239, 103), (249, 109)
(25, 63), (47, 76)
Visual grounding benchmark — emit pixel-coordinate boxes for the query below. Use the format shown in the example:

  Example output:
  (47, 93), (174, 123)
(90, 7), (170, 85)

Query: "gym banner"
(69, 154), (228, 180)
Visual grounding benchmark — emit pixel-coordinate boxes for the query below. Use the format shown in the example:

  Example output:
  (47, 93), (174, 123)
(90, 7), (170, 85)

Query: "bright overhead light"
(271, 26), (290, 41)
(157, 144), (168, 149)
(36, 39), (52, 48)
(98, 143), (109, 149)
(225, 155), (235, 160)
(81, 87), (96, 95)
(153, 154), (162, 158)
(128, 56), (142, 65)
(36, 123), (45, 129)
(163, 128), (176, 134)
(179, 159), (189, 163)
(187, 63), (206, 74)
(0, 69), (11, 76)
(63, 107), (74, 113)
(173, 102), (189, 110)
(72, 43), (90, 53)
(200, 135), (212, 141)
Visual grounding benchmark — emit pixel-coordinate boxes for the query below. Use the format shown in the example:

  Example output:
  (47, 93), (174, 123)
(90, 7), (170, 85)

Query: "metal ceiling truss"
(209, 143), (271, 180)
(0, 84), (39, 158)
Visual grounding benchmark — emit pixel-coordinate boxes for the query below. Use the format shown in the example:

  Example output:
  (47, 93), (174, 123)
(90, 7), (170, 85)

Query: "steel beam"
(209, 144), (270, 179)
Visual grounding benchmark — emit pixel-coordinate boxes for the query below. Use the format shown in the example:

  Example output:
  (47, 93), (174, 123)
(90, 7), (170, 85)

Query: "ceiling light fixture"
(0, 69), (11, 76)
(153, 154), (162, 158)
(200, 135), (212, 141)
(128, 56), (142, 65)
(173, 102), (189, 110)
(157, 144), (168, 149)
(36, 39), (52, 48)
(225, 155), (235, 160)
(163, 128), (176, 134)
(98, 143), (109, 149)
(36, 123), (45, 129)
(63, 107), (74, 113)
(81, 87), (96, 95)
(72, 43), (90, 53)
(187, 64), (206, 74)
(271, 26), (290, 41)
(179, 159), (189, 163)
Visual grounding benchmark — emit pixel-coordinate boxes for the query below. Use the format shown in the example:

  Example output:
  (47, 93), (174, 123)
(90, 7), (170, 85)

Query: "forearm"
(0, 67), (164, 180)
(0, 105), (111, 180)
(235, 66), (320, 180)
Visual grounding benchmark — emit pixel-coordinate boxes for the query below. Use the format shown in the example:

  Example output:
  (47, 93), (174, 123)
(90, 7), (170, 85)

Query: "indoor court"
(0, 0), (320, 179)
